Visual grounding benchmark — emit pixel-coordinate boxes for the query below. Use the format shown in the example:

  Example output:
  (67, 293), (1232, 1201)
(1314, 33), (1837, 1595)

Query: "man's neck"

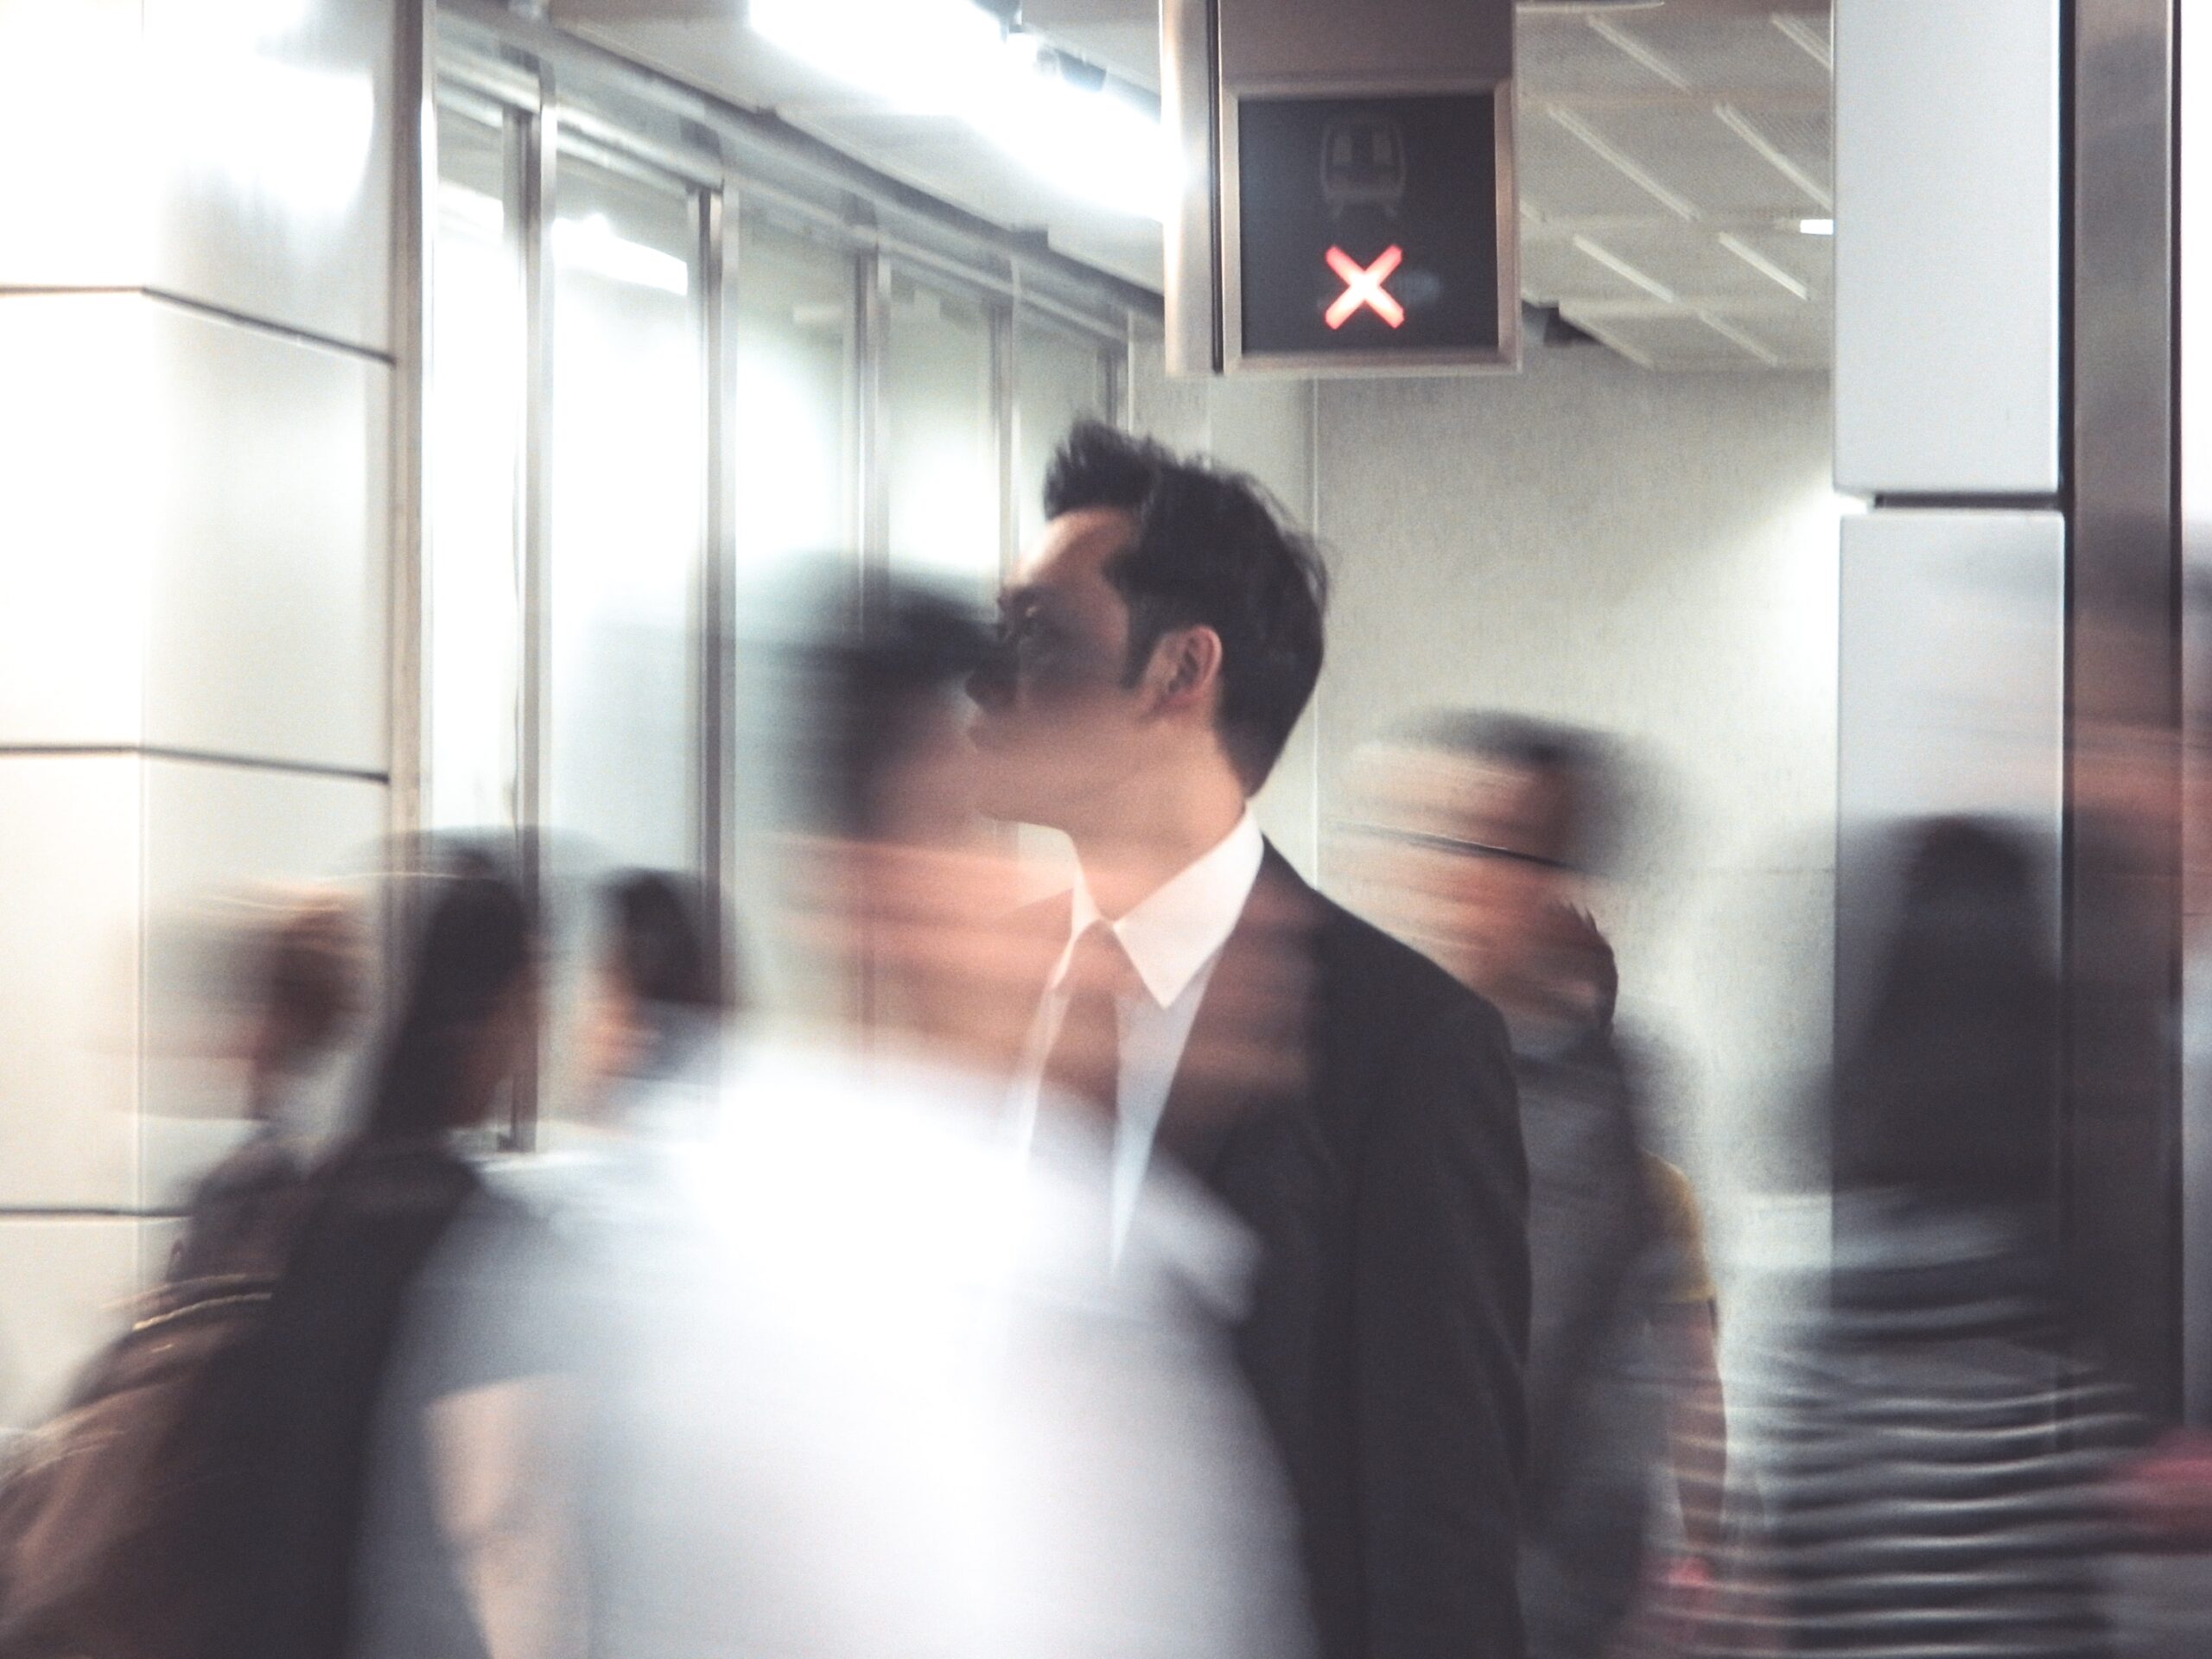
(1068, 768), (1250, 922)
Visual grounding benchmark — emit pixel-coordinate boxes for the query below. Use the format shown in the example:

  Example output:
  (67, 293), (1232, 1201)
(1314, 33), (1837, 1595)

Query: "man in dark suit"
(968, 421), (1529, 1659)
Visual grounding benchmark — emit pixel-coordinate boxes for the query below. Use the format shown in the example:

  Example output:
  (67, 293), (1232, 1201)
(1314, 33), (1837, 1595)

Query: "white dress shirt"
(1016, 810), (1268, 1257)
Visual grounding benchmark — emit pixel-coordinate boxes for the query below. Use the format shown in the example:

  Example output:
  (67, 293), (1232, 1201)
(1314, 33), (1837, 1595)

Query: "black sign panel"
(1236, 92), (1503, 361)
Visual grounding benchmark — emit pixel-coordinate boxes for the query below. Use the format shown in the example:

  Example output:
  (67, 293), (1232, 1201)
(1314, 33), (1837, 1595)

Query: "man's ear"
(1144, 625), (1225, 712)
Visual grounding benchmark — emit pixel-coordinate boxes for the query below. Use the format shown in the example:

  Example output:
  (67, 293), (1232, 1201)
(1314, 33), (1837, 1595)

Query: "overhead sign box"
(1164, 0), (1519, 376)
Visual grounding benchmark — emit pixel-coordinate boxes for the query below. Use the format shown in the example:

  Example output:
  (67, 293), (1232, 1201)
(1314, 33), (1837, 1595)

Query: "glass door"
(423, 91), (526, 841)
(543, 141), (708, 875)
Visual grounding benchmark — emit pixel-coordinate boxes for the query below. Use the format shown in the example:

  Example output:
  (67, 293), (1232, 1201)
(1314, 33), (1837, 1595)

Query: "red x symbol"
(1324, 245), (1406, 329)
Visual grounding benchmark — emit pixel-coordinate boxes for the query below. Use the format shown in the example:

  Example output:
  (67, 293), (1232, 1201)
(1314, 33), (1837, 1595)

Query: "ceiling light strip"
(1699, 308), (1782, 365)
(1772, 14), (1834, 72)
(1715, 103), (1834, 211)
(1545, 105), (1700, 220)
(1716, 230), (1811, 299)
(1569, 233), (1679, 302)
(1586, 16), (1694, 92)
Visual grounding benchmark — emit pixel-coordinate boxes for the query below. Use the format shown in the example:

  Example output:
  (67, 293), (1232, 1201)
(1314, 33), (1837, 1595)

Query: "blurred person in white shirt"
(365, 575), (1306, 1659)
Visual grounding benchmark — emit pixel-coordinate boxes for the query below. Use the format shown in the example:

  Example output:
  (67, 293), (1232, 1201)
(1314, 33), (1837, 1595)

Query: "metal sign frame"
(1217, 78), (1522, 376)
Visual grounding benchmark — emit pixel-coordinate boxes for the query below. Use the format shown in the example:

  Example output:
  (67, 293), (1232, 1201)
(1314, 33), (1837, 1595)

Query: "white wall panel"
(0, 296), (390, 768)
(139, 760), (387, 1207)
(1836, 511), (2066, 828)
(1833, 0), (2061, 494)
(0, 0), (143, 289)
(0, 758), (142, 1209)
(143, 302), (391, 775)
(143, 0), (396, 353)
(0, 1218), (139, 1427)
(1834, 509), (2065, 1024)
(0, 295), (150, 747)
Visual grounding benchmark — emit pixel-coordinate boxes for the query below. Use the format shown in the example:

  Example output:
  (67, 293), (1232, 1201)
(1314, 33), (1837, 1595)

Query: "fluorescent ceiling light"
(750, 0), (1174, 220)
(1799, 217), (1834, 236)
(552, 215), (692, 296)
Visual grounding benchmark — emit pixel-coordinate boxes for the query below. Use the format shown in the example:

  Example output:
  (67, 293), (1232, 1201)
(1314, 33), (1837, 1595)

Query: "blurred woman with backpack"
(242, 854), (566, 1659)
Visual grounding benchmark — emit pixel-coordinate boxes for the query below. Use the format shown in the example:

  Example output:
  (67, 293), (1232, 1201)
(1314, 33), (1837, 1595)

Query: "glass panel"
(425, 100), (524, 836)
(545, 145), (704, 873)
(728, 211), (860, 1016)
(734, 210), (857, 581)
(1014, 320), (1112, 551)
(883, 270), (1001, 600)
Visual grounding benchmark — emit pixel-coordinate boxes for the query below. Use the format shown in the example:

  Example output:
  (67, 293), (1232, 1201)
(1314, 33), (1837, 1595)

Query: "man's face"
(969, 507), (1156, 829)
(1356, 751), (1568, 1004)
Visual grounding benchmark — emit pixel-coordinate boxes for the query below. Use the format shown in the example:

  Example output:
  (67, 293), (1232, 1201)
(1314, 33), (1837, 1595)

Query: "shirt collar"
(1063, 810), (1267, 1008)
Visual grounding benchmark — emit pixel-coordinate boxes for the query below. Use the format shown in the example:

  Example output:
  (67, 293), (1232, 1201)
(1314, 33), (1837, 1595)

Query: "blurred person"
(0, 893), (365, 1659)
(514, 577), (1306, 1659)
(1725, 818), (2133, 1659)
(242, 856), (569, 1659)
(1348, 715), (1658, 1659)
(786, 579), (1036, 1061)
(170, 890), (364, 1281)
(574, 869), (732, 1129)
(969, 423), (1529, 1659)
(1637, 1156), (1730, 1621)
(1545, 896), (1731, 1650)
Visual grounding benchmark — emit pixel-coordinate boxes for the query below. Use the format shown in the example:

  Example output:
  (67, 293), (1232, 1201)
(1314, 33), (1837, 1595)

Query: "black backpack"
(0, 1141), (316, 1659)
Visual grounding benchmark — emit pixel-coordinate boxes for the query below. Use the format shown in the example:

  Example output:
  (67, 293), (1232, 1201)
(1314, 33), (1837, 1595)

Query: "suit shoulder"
(1307, 888), (1510, 1047)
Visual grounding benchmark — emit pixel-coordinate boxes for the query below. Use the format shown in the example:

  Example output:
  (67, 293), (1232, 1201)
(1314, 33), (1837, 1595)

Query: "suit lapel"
(1152, 845), (1318, 1187)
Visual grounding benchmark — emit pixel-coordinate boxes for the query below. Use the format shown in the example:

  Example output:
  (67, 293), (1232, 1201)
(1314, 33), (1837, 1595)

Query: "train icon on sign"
(1319, 115), (1408, 216)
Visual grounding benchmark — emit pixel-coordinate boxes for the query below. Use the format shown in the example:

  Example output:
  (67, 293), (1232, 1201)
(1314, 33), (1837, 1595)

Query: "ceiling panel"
(1573, 225), (1813, 302)
(1561, 305), (1771, 370)
(1721, 225), (1833, 295)
(1707, 302), (1831, 367)
(1569, 105), (1828, 218)
(1518, 16), (1685, 99)
(1521, 111), (1690, 224)
(1520, 233), (1670, 304)
(1604, 13), (1832, 96)
(1720, 101), (1832, 204)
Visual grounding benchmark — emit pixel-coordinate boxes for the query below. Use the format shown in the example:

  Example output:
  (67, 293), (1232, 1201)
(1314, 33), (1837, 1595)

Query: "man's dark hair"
(1044, 420), (1327, 792)
(1396, 709), (1624, 874)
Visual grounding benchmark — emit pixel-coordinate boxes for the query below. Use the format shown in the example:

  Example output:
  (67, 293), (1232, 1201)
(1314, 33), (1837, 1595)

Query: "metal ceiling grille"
(1518, 7), (1833, 371)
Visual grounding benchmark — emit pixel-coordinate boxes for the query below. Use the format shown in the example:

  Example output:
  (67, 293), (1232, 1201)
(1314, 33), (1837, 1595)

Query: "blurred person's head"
(1834, 817), (2058, 1211)
(787, 579), (1021, 1047)
(810, 582), (997, 853)
(582, 870), (731, 1089)
(1352, 712), (1621, 1025)
(969, 421), (1326, 844)
(245, 891), (364, 1116)
(365, 856), (535, 1142)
